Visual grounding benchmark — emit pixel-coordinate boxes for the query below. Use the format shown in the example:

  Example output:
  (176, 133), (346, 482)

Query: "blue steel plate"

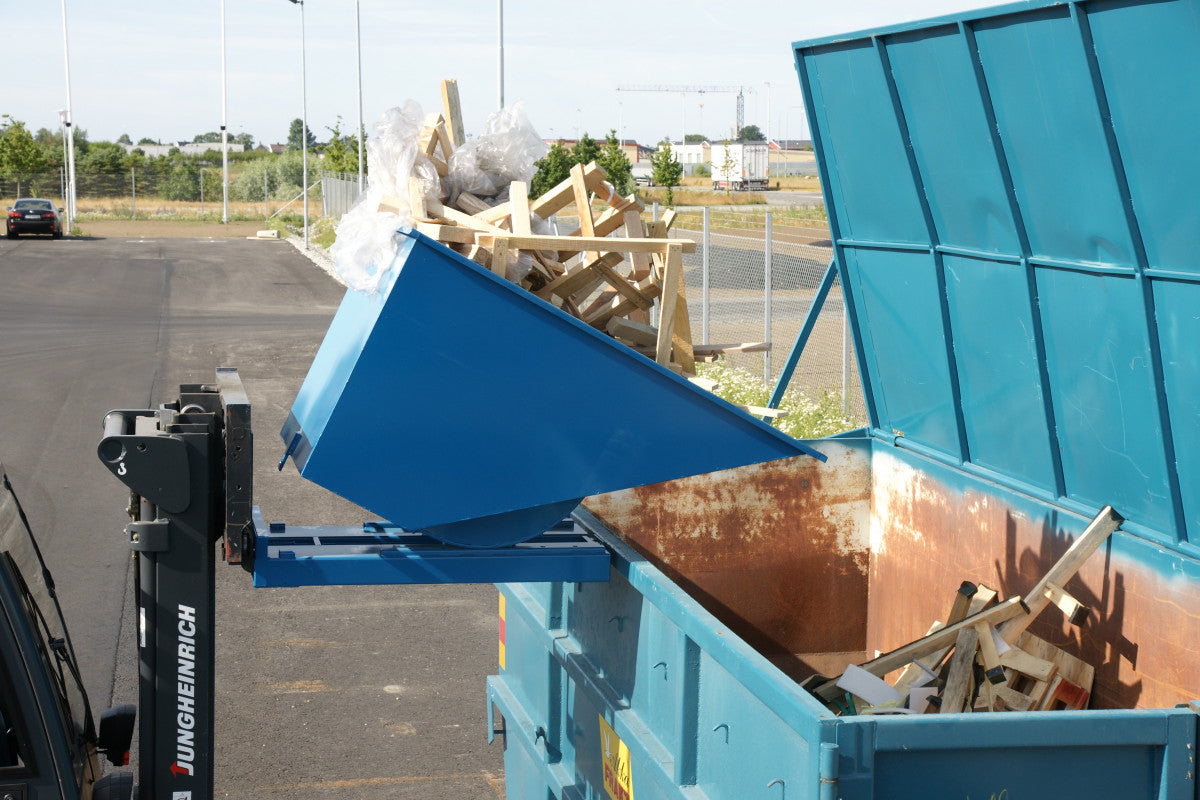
(283, 229), (822, 548)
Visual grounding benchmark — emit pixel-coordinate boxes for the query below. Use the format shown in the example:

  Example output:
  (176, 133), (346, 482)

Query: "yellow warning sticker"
(599, 715), (634, 800)
(498, 592), (506, 671)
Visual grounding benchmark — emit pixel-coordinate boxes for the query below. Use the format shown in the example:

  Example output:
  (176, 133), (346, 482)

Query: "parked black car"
(6, 199), (63, 239)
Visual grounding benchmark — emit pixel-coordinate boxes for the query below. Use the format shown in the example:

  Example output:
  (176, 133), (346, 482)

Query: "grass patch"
(698, 361), (858, 439)
(636, 187), (766, 207)
(311, 217), (337, 249)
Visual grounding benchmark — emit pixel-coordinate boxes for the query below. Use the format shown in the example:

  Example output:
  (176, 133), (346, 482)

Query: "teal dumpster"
(488, 0), (1200, 797)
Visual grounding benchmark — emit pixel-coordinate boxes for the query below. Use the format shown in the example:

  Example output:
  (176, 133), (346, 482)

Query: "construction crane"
(616, 84), (751, 143)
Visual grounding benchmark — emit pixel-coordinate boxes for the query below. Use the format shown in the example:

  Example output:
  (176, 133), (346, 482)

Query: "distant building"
(669, 142), (710, 176)
(541, 139), (650, 164)
(269, 144), (287, 155)
(122, 142), (246, 158)
(769, 139), (813, 151)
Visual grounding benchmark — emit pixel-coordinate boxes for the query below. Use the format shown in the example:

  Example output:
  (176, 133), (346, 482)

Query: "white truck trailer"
(711, 141), (769, 190)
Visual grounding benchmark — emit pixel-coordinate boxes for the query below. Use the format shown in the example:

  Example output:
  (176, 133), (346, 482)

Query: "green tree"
(137, 136), (159, 146)
(160, 161), (200, 201)
(116, 133), (132, 146)
(684, 133), (708, 143)
(572, 132), (601, 167)
(233, 132), (255, 149)
(322, 117), (359, 174)
(717, 141), (737, 196)
(79, 141), (126, 174)
(0, 116), (48, 196)
(737, 124), (765, 141)
(650, 138), (683, 205)
(598, 130), (633, 196)
(287, 118), (316, 151)
(530, 141), (574, 199)
(193, 131), (222, 144)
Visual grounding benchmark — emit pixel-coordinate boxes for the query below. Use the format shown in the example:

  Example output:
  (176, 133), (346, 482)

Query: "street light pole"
(762, 81), (772, 144)
(497, 0), (505, 110)
(221, 0), (229, 223)
(59, 0), (76, 233)
(355, 0), (364, 190)
(288, 0), (309, 249)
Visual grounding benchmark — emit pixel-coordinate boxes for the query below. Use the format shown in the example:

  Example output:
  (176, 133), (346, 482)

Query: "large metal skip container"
(487, 0), (1200, 797)
(281, 229), (821, 547)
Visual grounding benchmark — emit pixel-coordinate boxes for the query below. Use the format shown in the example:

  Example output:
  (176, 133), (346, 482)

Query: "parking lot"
(0, 232), (505, 798)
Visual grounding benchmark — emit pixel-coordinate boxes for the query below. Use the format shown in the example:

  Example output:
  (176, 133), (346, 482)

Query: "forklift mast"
(97, 368), (251, 800)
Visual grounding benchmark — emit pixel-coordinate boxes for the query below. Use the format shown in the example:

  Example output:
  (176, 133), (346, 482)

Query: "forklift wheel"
(92, 772), (134, 800)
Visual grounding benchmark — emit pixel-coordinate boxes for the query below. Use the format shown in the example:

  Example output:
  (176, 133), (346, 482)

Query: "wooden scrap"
(455, 192), (492, 216)
(489, 238), (510, 278)
(409, 177), (430, 222)
(999, 506), (1122, 645)
(812, 597), (1026, 702)
(415, 222), (477, 245)
(974, 623), (1006, 685)
(478, 235), (695, 255)
(739, 405), (789, 419)
(654, 243), (684, 367)
(1043, 581), (1089, 626)
(535, 252), (625, 301)
(606, 317), (657, 347)
(938, 627), (980, 714)
(509, 181), (532, 236)
(529, 162), (607, 219)
(440, 79), (466, 149)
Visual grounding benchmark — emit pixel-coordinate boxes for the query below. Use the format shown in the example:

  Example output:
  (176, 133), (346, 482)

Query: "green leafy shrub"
(697, 361), (859, 439)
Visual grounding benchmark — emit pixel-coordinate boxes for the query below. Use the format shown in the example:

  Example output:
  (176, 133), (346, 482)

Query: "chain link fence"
(1, 168), (324, 221)
(549, 203), (863, 422)
(664, 207), (863, 422)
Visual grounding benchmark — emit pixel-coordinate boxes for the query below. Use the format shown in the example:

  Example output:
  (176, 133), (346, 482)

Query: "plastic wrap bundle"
(330, 101), (441, 293)
(444, 103), (548, 204)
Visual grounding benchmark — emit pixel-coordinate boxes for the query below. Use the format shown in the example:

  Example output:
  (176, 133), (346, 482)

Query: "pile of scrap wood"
(804, 506), (1123, 714)
(374, 80), (771, 381)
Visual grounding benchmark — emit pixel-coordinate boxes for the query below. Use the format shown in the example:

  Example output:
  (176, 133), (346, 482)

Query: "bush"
(696, 361), (858, 439)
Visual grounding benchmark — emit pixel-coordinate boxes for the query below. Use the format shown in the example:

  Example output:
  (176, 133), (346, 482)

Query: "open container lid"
(792, 0), (1200, 548)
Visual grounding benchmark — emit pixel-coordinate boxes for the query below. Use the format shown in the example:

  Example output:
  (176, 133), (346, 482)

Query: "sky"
(5, 0), (1001, 150)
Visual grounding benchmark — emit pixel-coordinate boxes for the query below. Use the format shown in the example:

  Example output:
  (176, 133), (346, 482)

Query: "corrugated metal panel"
(794, 0), (1200, 547)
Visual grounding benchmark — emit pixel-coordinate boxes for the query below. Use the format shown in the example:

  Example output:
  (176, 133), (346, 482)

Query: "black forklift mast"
(97, 367), (252, 800)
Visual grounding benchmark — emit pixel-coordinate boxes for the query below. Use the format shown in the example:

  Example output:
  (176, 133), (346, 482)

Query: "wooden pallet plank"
(812, 597), (1026, 702)
(440, 79), (466, 149)
(939, 626), (980, 713)
(510, 181), (532, 236)
(654, 244), (684, 367)
(478, 235), (692, 254)
(999, 506), (1122, 645)
(529, 162), (607, 219)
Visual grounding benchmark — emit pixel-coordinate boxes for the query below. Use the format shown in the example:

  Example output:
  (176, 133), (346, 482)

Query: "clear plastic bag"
(445, 102), (548, 203)
(331, 101), (440, 293)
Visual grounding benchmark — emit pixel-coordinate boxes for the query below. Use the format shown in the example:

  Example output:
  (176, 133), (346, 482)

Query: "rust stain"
(584, 444), (872, 664)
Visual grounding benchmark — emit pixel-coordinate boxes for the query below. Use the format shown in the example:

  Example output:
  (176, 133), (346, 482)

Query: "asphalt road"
(0, 233), (504, 798)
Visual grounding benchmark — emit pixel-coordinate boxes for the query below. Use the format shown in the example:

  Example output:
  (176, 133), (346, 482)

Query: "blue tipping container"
(489, 0), (1200, 797)
(281, 229), (821, 548)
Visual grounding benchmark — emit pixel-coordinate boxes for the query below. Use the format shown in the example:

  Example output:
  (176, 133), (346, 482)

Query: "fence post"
(264, 171), (269, 223)
(201, 169), (205, 220)
(702, 207), (710, 344)
(652, 202), (659, 222)
(764, 211), (773, 383)
(131, 167), (136, 221)
(843, 299), (851, 416)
